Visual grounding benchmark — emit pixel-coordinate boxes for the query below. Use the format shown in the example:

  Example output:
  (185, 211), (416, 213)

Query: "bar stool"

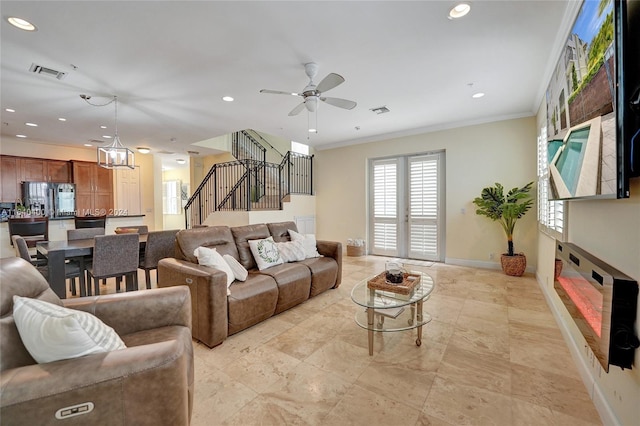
(139, 229), (179, 289)
(74, 214), (106, 229)
(86, 233), (139, 295)
(8, 217), (48, 250)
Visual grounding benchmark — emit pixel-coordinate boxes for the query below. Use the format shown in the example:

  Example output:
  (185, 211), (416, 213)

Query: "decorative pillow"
(288, 229), (322, 259)
(275, 240), (306, 263)
(193, 246), (234, 295)
(223, 254), (248, 282)
(12, 295), (126, 364)
(248, 237), (284, 271)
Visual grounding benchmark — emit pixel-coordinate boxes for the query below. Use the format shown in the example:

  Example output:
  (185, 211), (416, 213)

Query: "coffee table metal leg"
(416, 299), (423, 346)
(367, 307), (374, 356)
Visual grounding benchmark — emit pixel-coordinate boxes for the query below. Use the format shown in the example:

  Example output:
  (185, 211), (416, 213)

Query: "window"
(537, 126), (566, 239)
(291, 141), (309, 155)
(163, 180), (180, 215)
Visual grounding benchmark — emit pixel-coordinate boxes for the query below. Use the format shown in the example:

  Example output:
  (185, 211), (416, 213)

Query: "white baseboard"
(445, 257), (535, 274)
(534, 273), (620, 426)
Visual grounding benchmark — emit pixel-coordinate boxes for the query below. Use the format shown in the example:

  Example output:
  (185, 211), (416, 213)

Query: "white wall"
(315, 117), (538, 269)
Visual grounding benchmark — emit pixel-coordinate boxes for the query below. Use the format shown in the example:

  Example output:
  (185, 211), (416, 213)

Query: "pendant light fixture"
(81, 94), (134, 169)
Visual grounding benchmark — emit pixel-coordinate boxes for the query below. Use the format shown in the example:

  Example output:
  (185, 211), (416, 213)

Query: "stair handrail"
(244, 129), (285, 160)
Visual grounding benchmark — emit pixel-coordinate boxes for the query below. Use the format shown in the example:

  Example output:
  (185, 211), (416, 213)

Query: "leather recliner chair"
(0, 257), (194, 426)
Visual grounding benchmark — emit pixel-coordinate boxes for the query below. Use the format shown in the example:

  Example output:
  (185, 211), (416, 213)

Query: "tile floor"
(85, 256), (601, 425)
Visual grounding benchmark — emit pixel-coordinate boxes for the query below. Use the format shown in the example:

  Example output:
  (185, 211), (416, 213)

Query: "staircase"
(184, 130), (313, 228)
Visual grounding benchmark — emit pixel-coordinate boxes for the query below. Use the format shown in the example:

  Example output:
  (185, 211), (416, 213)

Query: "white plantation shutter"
(537, 127), (566, 238)
(408, 155), (439, 259)
(371, 159), (398, 255)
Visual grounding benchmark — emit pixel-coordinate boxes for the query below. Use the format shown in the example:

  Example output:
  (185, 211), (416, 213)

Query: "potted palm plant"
(473, 182), (534, 276)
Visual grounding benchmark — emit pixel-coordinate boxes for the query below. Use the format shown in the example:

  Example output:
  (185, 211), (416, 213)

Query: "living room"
(1, 1), (639, 425)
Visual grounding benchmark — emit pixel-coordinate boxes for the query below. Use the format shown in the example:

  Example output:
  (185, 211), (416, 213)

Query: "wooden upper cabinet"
(72, 161), (114, 214)
(0, 156), (20, 202)
(19, 158), (71, 183)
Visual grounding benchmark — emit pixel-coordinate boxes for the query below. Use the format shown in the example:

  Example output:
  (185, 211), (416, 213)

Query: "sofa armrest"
(63, 286), (192, 336)
(1, 330), (192, 425)
(316, 240), (342, 286)
(157, 258), (229, 348)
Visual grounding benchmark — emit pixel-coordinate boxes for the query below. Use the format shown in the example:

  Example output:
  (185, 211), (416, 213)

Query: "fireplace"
(554, 242), (638, 371)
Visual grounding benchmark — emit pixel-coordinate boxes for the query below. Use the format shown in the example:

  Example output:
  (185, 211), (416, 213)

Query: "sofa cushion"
(276, 240), (306, 262)
(176, 226), (239, 263)
(227, 274), (278, 335)
(257, 263), (311, 314)
(248, 237), (284, 270)
(300, 257), (340, 297)
(193, 246), (234, 293)
(223, 254), (248, 281)
(267, 221), (298, 242)
(12, 296), (126, 364)
(231, 224), (271, 270)
(289, 229), (322, 258)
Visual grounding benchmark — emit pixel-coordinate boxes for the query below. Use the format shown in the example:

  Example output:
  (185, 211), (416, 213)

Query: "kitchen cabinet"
(0, 156), (20, 202)
(72, 161), (113, 215)
(20, 158), (71, 183)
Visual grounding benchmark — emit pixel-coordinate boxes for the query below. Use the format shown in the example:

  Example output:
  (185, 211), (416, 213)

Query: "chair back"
(141, 230), (179, 268)
(74, 215), (106, 229)
(0, 257), (62, 372)
(8, 217), (48, 246)
(11, 235), (33, 263)
(92, 233), (139, 277)
(67, 227), (105, 241)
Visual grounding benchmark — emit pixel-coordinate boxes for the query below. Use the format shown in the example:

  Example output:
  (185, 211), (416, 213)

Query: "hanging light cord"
(80, 95), (120, 141)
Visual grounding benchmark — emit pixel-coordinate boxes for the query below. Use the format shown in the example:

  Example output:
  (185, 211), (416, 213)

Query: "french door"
(369, 151), (444, 261)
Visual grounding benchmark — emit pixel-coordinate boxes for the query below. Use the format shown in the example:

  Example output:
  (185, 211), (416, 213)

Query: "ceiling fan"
(260, 62), (357, 116)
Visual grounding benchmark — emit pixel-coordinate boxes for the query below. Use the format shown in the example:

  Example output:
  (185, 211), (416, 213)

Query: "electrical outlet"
(489, 253), (494, 260)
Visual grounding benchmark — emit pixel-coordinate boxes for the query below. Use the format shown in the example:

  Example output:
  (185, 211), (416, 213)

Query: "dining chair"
(86, 233), (140, 295)
(67, 227), (107, 292)
(8, 217), (48, 249)
(12, 235), (84, 296)
(74, 214), (107, 229)
(139, 229), (179, 289)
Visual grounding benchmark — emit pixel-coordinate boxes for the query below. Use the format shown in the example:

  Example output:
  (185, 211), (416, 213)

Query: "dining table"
(36, 234), (147, 299)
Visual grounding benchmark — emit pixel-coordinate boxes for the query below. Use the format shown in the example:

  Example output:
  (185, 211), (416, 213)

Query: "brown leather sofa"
(157, 221), (342, 348)
(0, 257), (194, 426)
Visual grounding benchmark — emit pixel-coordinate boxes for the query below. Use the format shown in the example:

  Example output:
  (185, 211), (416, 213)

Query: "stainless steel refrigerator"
(22, 182), (76, 218)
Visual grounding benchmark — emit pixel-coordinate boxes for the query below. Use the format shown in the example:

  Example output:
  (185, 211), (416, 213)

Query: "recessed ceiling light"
(176, 159), (186, 164)
(25, 122), (38, 127)
(308, 128), (317, 133)
(58, 117), (67, 122)
(472, 92), (485, 98)
(222, 96), (234, 102)
(449, 3), (471, 19)
(5, 108), (15, 113)
(103, 135), (112, 139)
(7, 17), (37, 31)
(84, 143), (93, 147)
(137, 147), (151, 154)
(100, 125), (107, 129)
(16, 134), (27, 138)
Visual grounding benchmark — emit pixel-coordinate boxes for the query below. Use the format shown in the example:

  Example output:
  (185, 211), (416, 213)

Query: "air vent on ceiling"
(29, 63), (67, 80)
(370, 106), (390, 115)
(187, 150), (200, 155)
(158, 150), (175, 155)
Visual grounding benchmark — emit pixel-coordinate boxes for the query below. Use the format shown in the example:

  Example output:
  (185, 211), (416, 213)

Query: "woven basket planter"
(501, 253), (526, 276)
(346, 245), (365, 257)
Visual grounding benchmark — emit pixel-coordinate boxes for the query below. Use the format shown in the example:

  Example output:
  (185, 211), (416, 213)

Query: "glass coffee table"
(350, 271), (435, 355)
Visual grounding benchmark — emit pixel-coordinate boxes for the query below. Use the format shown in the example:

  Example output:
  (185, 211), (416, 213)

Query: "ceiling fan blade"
(320, 97), (357, 110)
(316, 73), (345, 93)
(260, 89), (301, 96)
(288, 102), (306, 116)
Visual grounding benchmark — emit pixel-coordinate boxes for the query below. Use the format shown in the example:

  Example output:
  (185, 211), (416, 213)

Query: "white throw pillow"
(193, 246), (234, 295)
(12, 296), (126, 364)
(248, 237), (284, 271)
(288, 229), (322, 259)
(275, 240), (306, 262)
(223, 254), (248, 282)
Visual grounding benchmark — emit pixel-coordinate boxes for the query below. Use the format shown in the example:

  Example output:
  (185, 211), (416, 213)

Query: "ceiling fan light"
(305, 96), (318, 112)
